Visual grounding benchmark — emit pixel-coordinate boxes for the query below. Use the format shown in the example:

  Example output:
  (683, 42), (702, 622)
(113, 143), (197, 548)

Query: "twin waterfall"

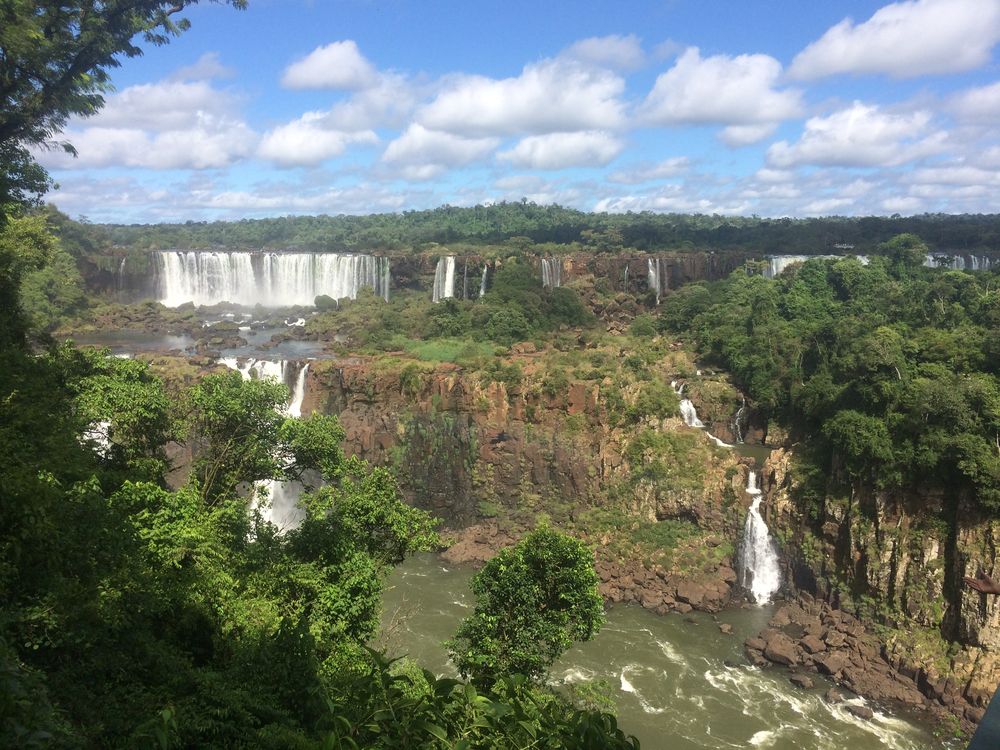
(739, 470), (782, 604)
(432, 256), (492, 302)
(219, 358), (310, 530)
(158, 251), (390, 307)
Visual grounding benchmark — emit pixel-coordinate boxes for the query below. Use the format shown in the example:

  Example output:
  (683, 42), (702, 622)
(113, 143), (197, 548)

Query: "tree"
(449, 525), (605, 688)
(0, 0), (247, 210)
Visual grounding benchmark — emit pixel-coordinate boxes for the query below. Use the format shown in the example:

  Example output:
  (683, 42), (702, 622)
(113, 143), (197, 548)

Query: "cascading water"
(924, 253), (995, 271)
(623, 263), (630, 292)
(739, 470), (782, 604)
(647, 258), (661, 304)
(763, 254), (870, 279)
(732, 396), (747, 444)
(219, 357), (310, 530)
(672, 381), (704, 428)
(432, 256), (456, 303)
(541, 257), (562, 288)
(671, 380), (732, 448)
(478, 264), (489, 299)
(158, 251), (390, 307)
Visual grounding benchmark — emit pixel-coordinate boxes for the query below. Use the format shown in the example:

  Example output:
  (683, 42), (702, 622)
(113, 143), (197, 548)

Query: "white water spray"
(739, 470), (782, 604)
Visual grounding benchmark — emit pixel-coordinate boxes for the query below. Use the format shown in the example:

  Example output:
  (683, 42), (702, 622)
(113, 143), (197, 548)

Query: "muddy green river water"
(381, 554), (950, 750)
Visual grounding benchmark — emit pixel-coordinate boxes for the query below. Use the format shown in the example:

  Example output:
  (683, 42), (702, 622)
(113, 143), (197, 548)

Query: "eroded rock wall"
(763, 446), (1000, 730)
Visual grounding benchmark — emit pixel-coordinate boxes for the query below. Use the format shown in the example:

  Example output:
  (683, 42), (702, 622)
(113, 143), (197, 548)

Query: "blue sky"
(36, 0), (1000, 223)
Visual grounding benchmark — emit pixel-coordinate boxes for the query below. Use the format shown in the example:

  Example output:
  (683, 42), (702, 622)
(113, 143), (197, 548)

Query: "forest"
(662, 235), (1000, 518)
(93, 205), (1000, 255)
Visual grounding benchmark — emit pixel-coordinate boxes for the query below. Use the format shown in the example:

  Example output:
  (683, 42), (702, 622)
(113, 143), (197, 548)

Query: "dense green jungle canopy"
(88, 203), (1000, 253)
(662, 240), (1000, 520)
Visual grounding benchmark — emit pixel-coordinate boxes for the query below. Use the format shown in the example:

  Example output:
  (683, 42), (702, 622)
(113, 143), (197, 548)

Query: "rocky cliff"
(761, 446), (1000, 732)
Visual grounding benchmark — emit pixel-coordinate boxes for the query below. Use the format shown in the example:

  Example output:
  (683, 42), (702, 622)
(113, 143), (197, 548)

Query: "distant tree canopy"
(77, 203), (1000, 254)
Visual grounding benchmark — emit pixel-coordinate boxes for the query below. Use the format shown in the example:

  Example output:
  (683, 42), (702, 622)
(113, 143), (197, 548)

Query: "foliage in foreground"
(0, 224), (636, 750)
(449, 525), (606, 688)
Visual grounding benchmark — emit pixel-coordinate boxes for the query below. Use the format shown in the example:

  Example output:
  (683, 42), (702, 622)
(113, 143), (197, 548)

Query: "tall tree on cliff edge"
(0, 0), (248, 214)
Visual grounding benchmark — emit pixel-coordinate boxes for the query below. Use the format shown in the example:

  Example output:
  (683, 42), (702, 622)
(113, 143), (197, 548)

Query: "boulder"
(763, 634), (800, 667)
(814, 652), (849, 677)
(790, 674), (815, 689)
(675, 581), (707, 607)
(846, 705), (874, 721)
(800, 635), (826, 654)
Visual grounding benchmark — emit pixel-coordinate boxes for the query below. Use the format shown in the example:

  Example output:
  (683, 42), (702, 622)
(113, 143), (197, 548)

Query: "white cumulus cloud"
(562, 34), (645, 70)
(418, 59), (626, 137)
(789, 0), (1000, 79)
(639, 48), (802, 142)
(608, 157), (690, 184)
(281, 40), (379, 90)
(258, 112), (377, 167)
(767, 102), (946, 168)
(382, 124), (498, 179)
(951, 80), (1000, 121)
(35, 78), (255, 170)
(498, 131), (623, 170)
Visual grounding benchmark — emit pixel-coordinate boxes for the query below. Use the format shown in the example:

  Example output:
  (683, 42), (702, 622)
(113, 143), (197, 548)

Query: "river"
(380, 554), (948, 750)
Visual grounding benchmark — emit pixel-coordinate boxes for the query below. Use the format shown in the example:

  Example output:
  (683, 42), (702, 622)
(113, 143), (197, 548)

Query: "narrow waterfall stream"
(671, 380), (733, 448)
(739, 470), (782, 604)
(478, 264), (489, 299)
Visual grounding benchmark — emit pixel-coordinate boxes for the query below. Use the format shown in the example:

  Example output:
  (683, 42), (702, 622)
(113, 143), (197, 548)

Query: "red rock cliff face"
(302, 356), (744, 533)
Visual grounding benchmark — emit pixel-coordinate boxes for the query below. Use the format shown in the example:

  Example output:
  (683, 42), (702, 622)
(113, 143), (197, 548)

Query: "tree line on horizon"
(68, 203), (1000, 255)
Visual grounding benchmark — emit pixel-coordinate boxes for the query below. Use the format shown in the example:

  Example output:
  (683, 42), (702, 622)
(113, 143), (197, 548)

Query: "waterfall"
(117, 257), (127, 290)
(671, 380), (733, 448)
(157, 251), (390, 307)
(432, 256), (456, 303)
(623, 263), (629, 292)
(924, 253), (995, 271)
(732, 396), (747, 444)
(219, 357), (310, 531)
(462, 258), (469, 300)
(764, 254), (870, 279)
(739, 470), (782, 604)
(478, 264), (489, 299)
(541, 257), (562, 288)
(647, 258), (661, 304)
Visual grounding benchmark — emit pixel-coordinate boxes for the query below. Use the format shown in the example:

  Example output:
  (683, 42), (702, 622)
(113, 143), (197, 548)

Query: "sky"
(34, 0), (1000, 223)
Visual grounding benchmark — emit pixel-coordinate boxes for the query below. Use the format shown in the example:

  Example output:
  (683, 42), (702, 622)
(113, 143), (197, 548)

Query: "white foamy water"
(739, 470), (782, 604)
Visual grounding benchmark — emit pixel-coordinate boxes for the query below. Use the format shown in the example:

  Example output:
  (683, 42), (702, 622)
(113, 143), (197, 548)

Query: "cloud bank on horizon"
(35, 0), (1000, 223)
